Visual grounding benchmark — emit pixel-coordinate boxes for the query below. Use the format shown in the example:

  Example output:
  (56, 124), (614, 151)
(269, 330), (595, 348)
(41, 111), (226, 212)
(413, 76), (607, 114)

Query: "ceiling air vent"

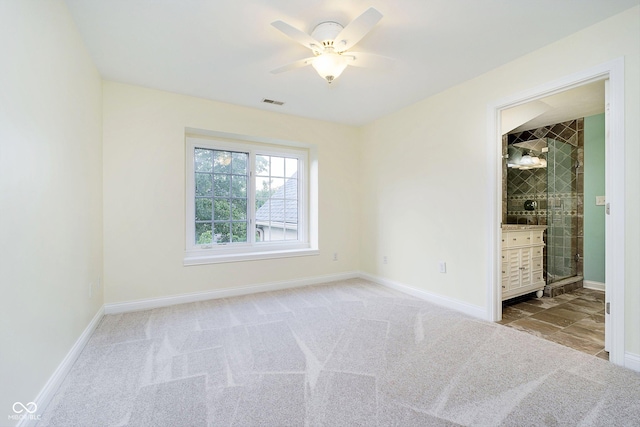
(262, 98), (285, 106)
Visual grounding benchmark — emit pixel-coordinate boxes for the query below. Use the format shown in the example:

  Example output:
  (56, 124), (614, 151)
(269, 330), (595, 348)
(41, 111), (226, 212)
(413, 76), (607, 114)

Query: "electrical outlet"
(333, 252), (338, 261)
(438, 261), (447, 273)
(383, 255), (388, 264)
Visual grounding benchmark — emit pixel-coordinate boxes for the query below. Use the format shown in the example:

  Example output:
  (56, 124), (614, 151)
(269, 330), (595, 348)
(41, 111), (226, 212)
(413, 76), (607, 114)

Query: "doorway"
(487, 59), (626, 366)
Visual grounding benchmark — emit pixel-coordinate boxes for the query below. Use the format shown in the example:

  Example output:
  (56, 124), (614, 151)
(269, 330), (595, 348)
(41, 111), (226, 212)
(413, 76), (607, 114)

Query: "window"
(255, 155), (299, 242)
(185, 133), (317, 265)
(194, 148), (249, 245)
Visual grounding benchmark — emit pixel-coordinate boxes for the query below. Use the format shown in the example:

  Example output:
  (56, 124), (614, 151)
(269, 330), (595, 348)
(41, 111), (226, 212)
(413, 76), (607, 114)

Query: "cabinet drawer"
(531, 231), (544, 244)
(506, 231), (530, 247)
(531, 257), (543, 270)
(531, 270), (544, 284)
(531, 246), (544, 257)
(501, 263), (509, 279)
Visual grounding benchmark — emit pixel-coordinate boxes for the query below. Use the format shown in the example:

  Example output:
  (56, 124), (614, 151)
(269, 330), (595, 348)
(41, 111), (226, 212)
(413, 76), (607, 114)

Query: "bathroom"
(503, 118), (585, 296)
(499, 107), (608, 358)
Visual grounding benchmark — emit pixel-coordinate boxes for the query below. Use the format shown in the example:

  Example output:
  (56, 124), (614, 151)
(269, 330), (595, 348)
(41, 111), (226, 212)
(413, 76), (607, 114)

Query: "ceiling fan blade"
(333, 7), (383, 53)
(270, 57), (315, 74)
(342, 52), (393, 69)
(271, 20), (323, 53)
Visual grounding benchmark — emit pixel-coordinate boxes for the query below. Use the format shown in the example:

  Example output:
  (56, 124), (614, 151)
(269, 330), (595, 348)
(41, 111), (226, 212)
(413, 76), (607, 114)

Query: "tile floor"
(498, 287), (608, 360)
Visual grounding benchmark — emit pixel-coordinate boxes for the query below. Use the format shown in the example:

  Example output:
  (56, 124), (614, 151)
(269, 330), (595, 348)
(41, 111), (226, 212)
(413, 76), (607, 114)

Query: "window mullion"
(248, 149), (256, 244)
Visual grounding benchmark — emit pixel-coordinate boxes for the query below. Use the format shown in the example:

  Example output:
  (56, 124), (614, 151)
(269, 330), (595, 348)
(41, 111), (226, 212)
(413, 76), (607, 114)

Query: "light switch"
(438, 261), (447, 273)
(596, 196), (606, 206)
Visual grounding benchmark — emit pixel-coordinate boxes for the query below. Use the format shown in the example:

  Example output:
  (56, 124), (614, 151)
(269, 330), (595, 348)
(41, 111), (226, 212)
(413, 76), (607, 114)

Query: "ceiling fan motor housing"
(311, 21), (344, 47)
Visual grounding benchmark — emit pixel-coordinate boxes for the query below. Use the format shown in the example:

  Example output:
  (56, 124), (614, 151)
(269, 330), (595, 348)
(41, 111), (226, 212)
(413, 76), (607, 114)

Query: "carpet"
(37, 279), (640, 426)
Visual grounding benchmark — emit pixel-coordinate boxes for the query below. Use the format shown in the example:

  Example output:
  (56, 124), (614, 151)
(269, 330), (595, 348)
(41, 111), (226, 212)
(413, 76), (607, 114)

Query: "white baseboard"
(625, 352), (640, 372)
(583, 280), (605, 291)
(17, 306), (104, 427)
(359, 272), (486, 320)
(104, 271), (360, 314)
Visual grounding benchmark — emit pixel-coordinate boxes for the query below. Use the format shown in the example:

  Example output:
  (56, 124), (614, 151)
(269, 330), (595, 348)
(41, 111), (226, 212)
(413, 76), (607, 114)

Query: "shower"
(545, 138), (581, 283)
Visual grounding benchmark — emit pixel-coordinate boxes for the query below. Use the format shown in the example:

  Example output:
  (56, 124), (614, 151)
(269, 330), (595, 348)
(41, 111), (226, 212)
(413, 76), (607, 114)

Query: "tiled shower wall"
(502, 119), (584, 281)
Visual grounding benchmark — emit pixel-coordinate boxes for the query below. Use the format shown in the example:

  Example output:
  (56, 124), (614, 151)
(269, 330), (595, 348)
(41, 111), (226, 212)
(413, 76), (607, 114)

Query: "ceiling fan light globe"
(312, 53), (348, 83)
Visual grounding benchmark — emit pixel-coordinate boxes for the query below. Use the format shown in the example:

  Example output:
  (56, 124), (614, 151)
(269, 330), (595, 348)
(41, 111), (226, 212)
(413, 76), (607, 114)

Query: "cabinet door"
(507, 249), (521, 288)
(520, 248), (532, 287)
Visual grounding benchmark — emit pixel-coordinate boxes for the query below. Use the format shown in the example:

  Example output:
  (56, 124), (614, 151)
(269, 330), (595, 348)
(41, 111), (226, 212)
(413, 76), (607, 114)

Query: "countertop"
(501, 224), (547, 231)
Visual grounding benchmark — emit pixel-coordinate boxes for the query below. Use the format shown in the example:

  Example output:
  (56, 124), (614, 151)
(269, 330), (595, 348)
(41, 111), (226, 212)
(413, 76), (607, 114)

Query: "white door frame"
(486, 58), (626, 366)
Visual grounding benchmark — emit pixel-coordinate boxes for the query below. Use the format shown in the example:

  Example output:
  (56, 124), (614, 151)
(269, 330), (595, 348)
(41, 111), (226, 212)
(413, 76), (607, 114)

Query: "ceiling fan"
(270, 7), (388, 84)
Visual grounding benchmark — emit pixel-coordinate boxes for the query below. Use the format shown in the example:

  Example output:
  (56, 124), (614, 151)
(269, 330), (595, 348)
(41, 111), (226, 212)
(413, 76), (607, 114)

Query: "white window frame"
(184, 130), (318, 265)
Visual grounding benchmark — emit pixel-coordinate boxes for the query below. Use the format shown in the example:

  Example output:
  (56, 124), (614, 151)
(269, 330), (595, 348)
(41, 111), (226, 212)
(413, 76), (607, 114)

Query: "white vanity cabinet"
(501, 227), (546, 301)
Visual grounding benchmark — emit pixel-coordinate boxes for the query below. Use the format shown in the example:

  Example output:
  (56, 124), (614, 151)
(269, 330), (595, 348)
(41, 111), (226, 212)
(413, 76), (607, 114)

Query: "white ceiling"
(512, 81), (606, 133)
(64, 0), (638, 126)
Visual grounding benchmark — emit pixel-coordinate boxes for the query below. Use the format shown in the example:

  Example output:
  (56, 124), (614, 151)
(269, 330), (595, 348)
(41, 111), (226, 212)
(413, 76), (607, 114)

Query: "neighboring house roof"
(255, 173), (297, 224)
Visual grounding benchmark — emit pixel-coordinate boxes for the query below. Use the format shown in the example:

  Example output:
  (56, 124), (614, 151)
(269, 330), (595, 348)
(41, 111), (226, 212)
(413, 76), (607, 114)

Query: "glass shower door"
(546, 138), (578, 282)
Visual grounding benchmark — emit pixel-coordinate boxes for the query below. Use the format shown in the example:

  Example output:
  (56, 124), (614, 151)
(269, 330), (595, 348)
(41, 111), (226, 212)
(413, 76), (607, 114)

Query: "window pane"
(213, 222), (230, 243)
(232, 222), (247, 243)
(255, 197), (267, 212)
(213, 151), (232, 173)
(213, 174), (230, 197)
(254, 157), (299, 242)
(195, 149), (213, 172)
(256, 176), (270, 199)
(231, 199), (246, 220)
(285, 199), (298, 225)
(271, 156), (285, 177)
(232, 152), (248, 174)
(285, 225), (298, 241)
(270, 178), (284, 197)
(286, 178), (297, 200)
(255, 199), (270, 225)
(269, 225), (285, 241)
(195, 173), (212, 197)
(196, 222), (212, 244)
(256, 155), (269, 176)
(195, 198), (212, 221)
(285, 157), (298, 178)
(214, 199), (231, 221)
(231, 175), (246, 198)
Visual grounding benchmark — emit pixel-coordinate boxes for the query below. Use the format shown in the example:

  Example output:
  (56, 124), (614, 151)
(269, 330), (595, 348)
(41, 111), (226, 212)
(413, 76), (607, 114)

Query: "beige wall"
(359, 7), (640, 355)
(0, 1), (103, 423)
(102, 82), (361, 304)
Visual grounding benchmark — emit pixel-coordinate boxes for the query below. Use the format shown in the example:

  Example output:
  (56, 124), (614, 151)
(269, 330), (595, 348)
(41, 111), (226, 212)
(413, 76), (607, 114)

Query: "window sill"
(183, 247), (319, 266)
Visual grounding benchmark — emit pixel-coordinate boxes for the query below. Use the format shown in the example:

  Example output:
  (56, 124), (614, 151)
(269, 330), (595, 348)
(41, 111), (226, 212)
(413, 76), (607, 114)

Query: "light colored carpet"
(37, 279), (640, 426)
